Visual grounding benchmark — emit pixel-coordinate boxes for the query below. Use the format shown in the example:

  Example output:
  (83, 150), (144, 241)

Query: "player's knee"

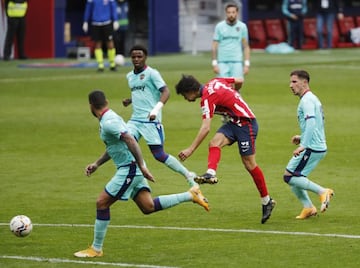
(283, 175), (292, 184)
(150, 145), (169, 162)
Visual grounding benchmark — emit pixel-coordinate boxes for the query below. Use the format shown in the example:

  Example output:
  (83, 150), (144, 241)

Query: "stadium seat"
(248, 20), (267, 49)
(335, 17), (356, 47)
(264, 19), (287, 44)
(331, 21), (354, 48)
(302, 18), (318, 49)
(355, 16), (360, 27)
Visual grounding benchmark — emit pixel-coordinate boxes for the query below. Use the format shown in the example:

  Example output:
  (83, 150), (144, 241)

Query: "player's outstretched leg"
(189, 186), (210, 211)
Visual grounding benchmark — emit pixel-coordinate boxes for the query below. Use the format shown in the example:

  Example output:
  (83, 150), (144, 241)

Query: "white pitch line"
(0, 255), (179, 268)
(1, 223), (359, 239)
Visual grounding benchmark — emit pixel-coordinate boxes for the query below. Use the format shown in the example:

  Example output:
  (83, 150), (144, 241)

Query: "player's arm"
(121, 132), (155, 182)
(211, 40), (219, 74)
(178, 118), (211, 161)
(85, 151), (111, 176)
(242, 38), (250, 76)
(149, 86), (169, 121)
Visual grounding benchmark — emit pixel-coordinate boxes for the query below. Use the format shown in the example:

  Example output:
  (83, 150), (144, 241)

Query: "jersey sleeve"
(150, 69), (166, 91)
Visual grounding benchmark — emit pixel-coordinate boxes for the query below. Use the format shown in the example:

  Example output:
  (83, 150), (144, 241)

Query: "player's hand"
(178, 148), (193, 161)
(122, 98), (132, 107)
(113, 21), (120, 31)
(139, 166), (155, 182)
(291, 135), (301, 145)
(148, 114), (156, 121)
(82, 22), (88, 33)
(148, 102), (163, 121)
(85, 163), (98, 176)
(293, 146), (305, 157)
(213, 65), (219, 74)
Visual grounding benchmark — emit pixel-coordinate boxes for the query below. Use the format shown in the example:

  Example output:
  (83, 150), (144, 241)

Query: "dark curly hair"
(175, 74), (201, 95)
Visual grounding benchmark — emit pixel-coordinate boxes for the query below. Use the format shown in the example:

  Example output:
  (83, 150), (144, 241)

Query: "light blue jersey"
(126, 66), (165, 122)
(100, 109), (140, 174)
(213, 20), (249, 62)
(298, 91), (327, 151)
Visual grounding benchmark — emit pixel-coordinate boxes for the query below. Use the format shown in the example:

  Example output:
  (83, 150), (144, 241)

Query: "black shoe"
(3, 56), (10, 61)
(261, 198), (276, 224)
(194, 173), (218, 184)
(97, 68), (104, 73)
(19, 56), (28, 60)
(110, 66), (117, 71)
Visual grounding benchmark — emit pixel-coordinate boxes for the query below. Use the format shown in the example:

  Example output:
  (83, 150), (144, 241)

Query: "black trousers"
(287, 17), (304, 49)
(3, 16), (26, 59)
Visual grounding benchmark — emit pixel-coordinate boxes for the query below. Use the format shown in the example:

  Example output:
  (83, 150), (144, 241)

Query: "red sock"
(208, 146), (221, 171)
(249, 166), (269, 197)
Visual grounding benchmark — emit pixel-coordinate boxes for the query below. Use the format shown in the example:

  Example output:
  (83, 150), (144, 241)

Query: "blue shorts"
(217, 119), (258, 156)
(105, 163), (151, 201)
(286, 149), (327, 177)
(218, 62), (244, 79)
(127, 120), (165, 145)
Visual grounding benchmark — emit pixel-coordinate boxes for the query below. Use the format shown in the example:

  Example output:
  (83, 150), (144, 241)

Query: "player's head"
(129, 45), (147, 70)
(130, 44), (148, 56)
(290, 70), (310, 83)
(175, 75), (201, 102)
(225, 2), (239, 23)
(289, 70), (310, 96)
(89, 90), (108, 117)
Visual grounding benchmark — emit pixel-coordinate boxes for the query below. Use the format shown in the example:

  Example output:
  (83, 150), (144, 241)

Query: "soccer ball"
(9, 215), (33, 237)
(114, 54), (125, 66)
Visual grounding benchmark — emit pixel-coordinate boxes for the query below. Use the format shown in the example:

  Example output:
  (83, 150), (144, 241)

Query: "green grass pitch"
(0, 48), (359, 267)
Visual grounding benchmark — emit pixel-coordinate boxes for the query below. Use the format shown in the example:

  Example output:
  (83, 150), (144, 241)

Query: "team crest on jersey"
(140, 74), (145, 80)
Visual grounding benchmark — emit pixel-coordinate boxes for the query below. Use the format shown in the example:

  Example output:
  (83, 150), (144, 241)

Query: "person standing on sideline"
(284, 70), (333, 220)
(282, 0), (307, 49)
(3, 0), (28, 61)
(211, 2), (250, 90)
(82, 0), (119, 72)
(122, 45), (199, 187)
(175, 75), (276, 224)
(114, 0), (128, 55)
(74, 90), (209, 258)
(315, 0), (344, 49)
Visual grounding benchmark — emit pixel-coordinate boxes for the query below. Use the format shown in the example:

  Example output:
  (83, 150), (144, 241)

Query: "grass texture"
(0, 48), (359, 267)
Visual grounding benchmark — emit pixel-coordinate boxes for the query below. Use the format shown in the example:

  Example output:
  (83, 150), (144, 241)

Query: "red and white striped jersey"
(200, 78), (256, 120)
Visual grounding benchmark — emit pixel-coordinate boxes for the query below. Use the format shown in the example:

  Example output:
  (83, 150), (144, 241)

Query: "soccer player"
(82, 0), (119, 72)
(122, 45), (198, 187)
(284, 70), (334, 219)
(175, 75), (275, 224)
(74, 90), (209, 258)
(211, 2), (250, 90)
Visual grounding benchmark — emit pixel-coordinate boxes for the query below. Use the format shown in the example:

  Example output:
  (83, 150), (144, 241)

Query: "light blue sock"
(165, 155), (196, 186)
(92, 219), (110, 251)
(289, 176), (325, 194)
(158, 192), (192, 209)
(291, 185), (313, 207)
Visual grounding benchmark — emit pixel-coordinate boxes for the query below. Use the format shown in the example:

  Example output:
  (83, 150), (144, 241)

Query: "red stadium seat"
(264, 19), (287, 44)
(331, 21), (354, 48)
(302, 18), (318, 49)
(248, 20), (267, 49)
(355, 16), (360, 27)
(335, 17), (356, 47)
